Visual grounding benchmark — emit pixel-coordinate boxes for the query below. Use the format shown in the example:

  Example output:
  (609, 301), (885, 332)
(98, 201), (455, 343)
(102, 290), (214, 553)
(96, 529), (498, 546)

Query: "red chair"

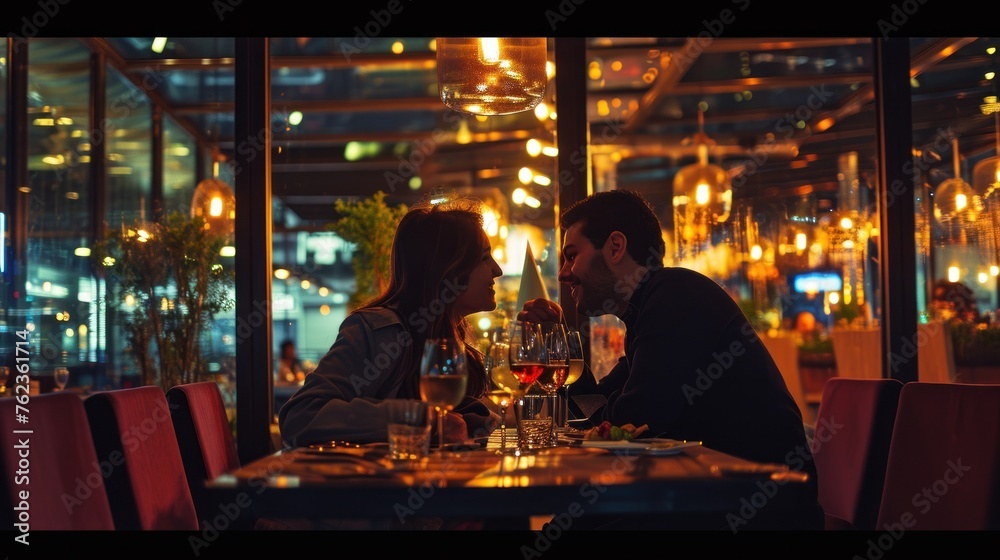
(812, 377), (903, 530)
(0, 392), (115, 530)
(166, 381), (243, 526)
(84, 386), (199, 530)
(876, 382), (1000, 530)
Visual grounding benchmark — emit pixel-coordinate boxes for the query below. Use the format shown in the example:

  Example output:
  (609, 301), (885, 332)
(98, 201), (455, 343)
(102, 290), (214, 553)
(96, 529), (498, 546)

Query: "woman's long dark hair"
(357, 195), (490, 399)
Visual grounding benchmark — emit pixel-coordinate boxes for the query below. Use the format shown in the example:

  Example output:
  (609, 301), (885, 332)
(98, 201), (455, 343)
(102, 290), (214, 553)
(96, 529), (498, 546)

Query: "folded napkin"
(571, 394), (609, 420)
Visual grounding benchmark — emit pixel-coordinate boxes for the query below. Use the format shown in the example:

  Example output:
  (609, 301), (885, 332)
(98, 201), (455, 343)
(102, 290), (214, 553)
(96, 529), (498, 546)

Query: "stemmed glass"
(419, 337), (469, 453)
(560, 329), (586, 430)
(507, 320), (544, 395)
(53, 367), (70, 391)
(486, 327), (514, 451)
(538, 323), (569, 438)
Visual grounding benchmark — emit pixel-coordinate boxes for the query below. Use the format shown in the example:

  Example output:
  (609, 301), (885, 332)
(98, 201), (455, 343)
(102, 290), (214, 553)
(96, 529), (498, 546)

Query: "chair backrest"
(84, 386), (199, 530)
(830, 328), (882, 379)
(916, 321), (956, 383)
(812, 377), (903, 530)
(166, 381), (241, 525)
(0, 392), (115, 530)
(877, 382), (1000, 530)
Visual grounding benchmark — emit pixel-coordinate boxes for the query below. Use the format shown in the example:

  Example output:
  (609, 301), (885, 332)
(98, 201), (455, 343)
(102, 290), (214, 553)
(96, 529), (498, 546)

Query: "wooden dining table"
(205, 435), (820, 532)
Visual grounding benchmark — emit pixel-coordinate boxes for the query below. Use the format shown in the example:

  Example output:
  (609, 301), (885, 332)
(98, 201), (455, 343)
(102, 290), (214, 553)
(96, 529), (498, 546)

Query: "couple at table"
(279, 189), (823, 530)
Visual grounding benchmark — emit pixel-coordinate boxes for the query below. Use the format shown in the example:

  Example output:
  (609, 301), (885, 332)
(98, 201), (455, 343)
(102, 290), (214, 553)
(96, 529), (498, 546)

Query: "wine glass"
(507, 320), (544, 396)
(538, 323), (569, 396)
(53, 367), (70, 391)
(418, 337), (469, 453)
(561, 329), (586, 430)
(538, 323), (569, 439)
(486, 329), (515, 451)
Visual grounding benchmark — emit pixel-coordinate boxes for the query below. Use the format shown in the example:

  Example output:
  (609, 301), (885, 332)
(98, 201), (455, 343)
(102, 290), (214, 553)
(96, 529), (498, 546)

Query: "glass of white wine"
(53, 367), (70, 391)
(418, 337), (469, 453)
(486, 328), (516, 451)
(561, 329), (586, 430)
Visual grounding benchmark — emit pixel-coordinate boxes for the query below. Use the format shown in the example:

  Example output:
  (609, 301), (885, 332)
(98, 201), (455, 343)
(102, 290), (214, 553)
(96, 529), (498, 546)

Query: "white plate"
(575, 438), (701, 455)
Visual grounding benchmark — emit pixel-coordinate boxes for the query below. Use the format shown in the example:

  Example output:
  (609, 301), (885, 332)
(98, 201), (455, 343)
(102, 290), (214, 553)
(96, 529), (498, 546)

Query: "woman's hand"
(517, 297), (564, 324)
(438, 411), (469, 443)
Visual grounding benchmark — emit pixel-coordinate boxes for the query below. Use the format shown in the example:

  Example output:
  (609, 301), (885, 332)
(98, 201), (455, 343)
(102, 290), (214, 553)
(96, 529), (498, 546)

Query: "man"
(519, 189), (822, 529)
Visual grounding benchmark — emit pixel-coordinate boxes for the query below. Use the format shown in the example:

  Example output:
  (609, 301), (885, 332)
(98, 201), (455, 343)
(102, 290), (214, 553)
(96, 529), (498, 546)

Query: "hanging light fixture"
(191, 146), (235, 238)
(436, 38), (549, 116)
(933, 136), (981, 226)
(672, 109), (732, 258)
(972, 96), (1000, 201)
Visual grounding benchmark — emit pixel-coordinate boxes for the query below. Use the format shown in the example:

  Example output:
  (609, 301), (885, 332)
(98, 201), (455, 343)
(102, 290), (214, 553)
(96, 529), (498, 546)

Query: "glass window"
(162, 114), (197, 215)
(918, 37), (1000, 383)
(25, 38), (94, 389)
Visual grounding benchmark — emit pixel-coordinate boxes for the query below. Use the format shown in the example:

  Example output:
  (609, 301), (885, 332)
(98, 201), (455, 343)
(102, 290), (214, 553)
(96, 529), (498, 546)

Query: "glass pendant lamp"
(672, 109), (732, 254)
(436, 38), (549, 116)
(972, 96), (1000, 202)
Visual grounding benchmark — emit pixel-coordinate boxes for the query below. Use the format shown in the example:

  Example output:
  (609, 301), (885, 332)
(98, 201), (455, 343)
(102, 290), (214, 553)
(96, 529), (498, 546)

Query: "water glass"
(387, 399), (431, 460)
(515, 393), (555, 450)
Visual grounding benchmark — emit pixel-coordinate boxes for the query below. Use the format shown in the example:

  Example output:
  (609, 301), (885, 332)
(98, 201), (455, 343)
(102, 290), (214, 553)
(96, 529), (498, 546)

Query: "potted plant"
(93, 211), (235, 391)
(326, 191), (408, 309)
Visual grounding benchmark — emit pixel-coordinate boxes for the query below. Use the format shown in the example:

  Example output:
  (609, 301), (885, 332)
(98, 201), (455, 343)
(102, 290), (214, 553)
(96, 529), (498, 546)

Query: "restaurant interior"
(2, 32), (1000, 537)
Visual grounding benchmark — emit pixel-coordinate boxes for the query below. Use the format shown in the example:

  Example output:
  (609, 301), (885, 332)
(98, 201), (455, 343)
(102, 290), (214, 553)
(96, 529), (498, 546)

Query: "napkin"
(514, 241), (548, 314)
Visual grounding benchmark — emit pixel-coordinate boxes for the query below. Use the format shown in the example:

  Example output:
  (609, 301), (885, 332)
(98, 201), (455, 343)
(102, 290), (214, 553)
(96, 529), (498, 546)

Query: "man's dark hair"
(560, 189), (666, 266)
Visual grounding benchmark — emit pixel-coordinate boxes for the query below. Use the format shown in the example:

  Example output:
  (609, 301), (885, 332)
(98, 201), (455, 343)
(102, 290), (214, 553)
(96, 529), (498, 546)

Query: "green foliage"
(93, 211), (235, 391)
(833, 299), (862, 325)
(798, 334), (834, 355)
(950, 322), (1000, 365)
(327, 191), (408, 309)
(737, 298), (770, 333)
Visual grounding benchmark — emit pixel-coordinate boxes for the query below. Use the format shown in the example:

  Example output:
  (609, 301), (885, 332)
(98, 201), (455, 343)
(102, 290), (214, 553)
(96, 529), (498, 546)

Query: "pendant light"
(972, 96), (1000, 202)
(672, 109), (732, 254)
(191, 145), (235, 239)
(436, 38), (548, 116)
(933, 136), (981, 225)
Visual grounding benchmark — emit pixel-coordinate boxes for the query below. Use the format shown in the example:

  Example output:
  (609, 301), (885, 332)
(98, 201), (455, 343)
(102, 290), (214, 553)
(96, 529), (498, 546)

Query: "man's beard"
(577, 253), (622, 317)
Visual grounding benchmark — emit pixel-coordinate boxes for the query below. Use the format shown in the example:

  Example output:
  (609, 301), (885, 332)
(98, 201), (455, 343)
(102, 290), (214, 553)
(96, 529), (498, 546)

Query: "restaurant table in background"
(206, 439), (819, 531)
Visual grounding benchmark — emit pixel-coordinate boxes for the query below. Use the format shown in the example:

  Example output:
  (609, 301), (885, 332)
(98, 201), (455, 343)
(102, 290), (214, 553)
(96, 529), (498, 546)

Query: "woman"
(279, 195), (503, 448)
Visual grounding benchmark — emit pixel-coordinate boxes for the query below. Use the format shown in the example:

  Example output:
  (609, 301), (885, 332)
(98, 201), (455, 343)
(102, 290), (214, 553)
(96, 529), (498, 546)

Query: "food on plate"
(583, 420), (649, 441)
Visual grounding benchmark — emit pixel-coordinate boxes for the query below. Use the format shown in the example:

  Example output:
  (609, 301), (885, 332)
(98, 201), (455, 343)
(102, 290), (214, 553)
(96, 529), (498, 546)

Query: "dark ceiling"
(33, 37), (1000, 232)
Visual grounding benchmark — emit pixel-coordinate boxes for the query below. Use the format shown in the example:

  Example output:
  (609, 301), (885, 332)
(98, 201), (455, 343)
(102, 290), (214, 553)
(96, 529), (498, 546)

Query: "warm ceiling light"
(672, 109), (732, 252)
(436, 37), (548, 116)
(151, 37), (168, 53)
(948, 266), (960, 283)
(274, 268), (290, 280)
(934, 137), (981, 225)
(192, 177), (236, 237)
